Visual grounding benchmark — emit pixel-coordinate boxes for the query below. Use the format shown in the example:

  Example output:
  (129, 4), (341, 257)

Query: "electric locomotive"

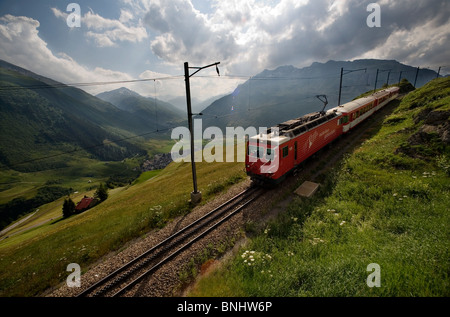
(245, 86), (400, 185)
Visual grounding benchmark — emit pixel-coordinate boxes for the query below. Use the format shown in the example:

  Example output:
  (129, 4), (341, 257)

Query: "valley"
(0, 58), (446, 297)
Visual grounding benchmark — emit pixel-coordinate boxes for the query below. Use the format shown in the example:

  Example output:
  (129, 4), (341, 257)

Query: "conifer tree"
(95, 183), (108, 202)
(62, 197), (75, 218)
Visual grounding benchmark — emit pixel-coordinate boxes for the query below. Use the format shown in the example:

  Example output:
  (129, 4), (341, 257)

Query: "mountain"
(199, 59), (438, 130)
(96, 87), (185, 130)
(166, 94), (227, 114)
(0, 60), (183, 172)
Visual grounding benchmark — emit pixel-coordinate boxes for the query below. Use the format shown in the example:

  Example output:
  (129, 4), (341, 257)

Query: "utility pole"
(338, 67), (366, 106)
(386, 70), (391, 86)
(398, 71), (403, 84)
(413, 67), (420, 88)
(184, 61), (220, 204)
(374, 68), (391, 93)
(338, 67), (343, 106)
(373, 69), (379, 93)
(436, 66), (446, 78)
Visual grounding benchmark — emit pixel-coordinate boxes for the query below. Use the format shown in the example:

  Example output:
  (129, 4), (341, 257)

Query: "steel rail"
(77, 186), (259, 297)
(112, 195), (258, 297)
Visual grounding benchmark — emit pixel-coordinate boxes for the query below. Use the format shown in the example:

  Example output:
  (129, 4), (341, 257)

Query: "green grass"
(188, 77), (450, 297)
(133, 170), (162, 185)
(0, 143), (246, 296)
(0, 152), (145, 231)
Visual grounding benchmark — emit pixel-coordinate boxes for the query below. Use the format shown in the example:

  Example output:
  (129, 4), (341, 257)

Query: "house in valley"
(75, 196), (97, 213)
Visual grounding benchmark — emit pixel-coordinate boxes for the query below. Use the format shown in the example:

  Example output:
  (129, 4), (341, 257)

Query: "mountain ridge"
(0, 61), (183, 172)
(199, 59), (439, 130)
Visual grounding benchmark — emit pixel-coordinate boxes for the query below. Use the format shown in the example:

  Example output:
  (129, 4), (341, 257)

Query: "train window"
(282, 146), (289, 158)
(249, 145), (265, 158)
(248, 145), (258, 157)
(339, 115), (349, 125)
(266, 148), (275, 161)
(258, 147), (265, 158)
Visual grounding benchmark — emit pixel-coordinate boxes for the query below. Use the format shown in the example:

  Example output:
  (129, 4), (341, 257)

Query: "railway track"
(76, 185), (262, 297)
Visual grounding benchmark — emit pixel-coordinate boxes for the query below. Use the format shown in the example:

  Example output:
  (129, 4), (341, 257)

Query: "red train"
(245, 86), (400, 185)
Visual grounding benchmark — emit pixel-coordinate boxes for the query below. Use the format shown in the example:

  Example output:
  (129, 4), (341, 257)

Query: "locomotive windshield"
(248, 145), (261, 157)
(248, 145), (276, 161)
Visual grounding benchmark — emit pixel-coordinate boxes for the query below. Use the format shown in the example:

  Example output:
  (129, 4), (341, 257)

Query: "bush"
(398, 78), (415, 94)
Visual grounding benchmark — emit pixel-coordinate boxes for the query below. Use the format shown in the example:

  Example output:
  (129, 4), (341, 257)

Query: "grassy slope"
(0, 146), (245, 296)
(0, 138), (174, 205)
(188, 78), (450, 297)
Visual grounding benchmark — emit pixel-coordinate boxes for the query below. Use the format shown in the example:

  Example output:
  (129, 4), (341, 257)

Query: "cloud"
(136, 0), (450, 74)
(119, 9), (134, 23)
(51, 7), (148, 47)
(143, 0), (239, 67)
(83, 11), (148, 46)
(2, 0), (449, 103)
(355, 0), (450, 67)
(0, 14), (133, 95)
(0, 13), (239, 100)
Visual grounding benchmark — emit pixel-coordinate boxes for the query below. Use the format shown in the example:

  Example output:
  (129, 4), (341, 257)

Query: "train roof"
(338, 96), (375, 113)
(339, 87), (399, 113)
(249, 132), (290, 145)
(249, 108), (341, 145)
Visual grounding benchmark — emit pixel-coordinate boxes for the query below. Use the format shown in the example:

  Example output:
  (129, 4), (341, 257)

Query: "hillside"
(0, 143), (246, 296)
(0, 62), (144, 172)
(166, 94), (227, 114)
(96, 87), (185, 131)
(0, 61), (182, 231)
(200, 59), (438, 131)
(189, 77), (450, 296)
(0, 63), (446, 297)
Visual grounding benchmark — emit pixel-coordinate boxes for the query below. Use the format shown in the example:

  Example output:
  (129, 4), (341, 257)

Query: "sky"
(0, 0), (449, 102)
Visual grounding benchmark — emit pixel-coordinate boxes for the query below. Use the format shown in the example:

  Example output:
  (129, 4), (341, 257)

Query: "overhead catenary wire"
(0, 75), (184, 91)
(1, 92), (324, 172)
(1, 124), (186, 170)
(0, 66), (420, 172)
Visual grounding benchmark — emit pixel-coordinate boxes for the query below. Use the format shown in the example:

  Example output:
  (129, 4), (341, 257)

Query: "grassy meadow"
(188, 78), (450, 297)
(0, 143), (246, 296)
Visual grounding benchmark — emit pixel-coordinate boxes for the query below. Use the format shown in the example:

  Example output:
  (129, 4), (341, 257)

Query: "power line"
(1, 91), (322, 171)
(0, 75), (183, 91)
(0, 66), (421, 171)
(2, 125), (185, 169)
